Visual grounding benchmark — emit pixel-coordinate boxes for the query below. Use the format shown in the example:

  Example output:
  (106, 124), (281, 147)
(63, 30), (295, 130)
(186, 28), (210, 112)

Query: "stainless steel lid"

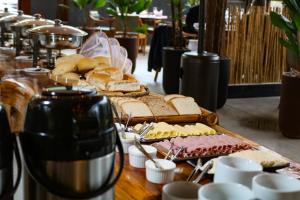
(0, 8), (16, 18)
(0, 10), (33, 24)
(11, 14), (54, 28)
(28, 19), (87, 37)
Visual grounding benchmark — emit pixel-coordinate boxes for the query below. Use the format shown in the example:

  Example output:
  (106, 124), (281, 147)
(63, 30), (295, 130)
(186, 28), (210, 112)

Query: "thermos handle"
(20, 131), (124, 199)
(0, 135), (22, 200)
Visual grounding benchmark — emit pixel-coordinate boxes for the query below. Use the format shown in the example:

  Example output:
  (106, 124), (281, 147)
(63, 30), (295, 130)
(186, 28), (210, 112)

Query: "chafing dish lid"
(28, 19), (87, 37)
(0, 10), (33, 23)
(11, 14), (54, 28)
(0, 8), (16, 18)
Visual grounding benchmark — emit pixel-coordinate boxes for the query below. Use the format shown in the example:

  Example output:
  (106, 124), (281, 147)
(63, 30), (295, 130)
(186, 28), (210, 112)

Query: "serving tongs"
(191, 160), (213, 184)
(134, 137), (164, 170)
(111, 103), (126, 139)
(187, 158), (203, 182)
(139, 122), (154, 138)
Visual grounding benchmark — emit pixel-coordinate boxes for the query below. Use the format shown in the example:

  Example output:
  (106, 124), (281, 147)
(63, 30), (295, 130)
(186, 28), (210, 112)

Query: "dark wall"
(29, 0), (181, 26)
(30, 0), (57, 20)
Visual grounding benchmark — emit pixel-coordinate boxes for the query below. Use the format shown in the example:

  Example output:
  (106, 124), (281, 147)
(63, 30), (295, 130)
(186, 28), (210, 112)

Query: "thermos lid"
(20, 87), (116, 161)
(182, 51), (220, 61)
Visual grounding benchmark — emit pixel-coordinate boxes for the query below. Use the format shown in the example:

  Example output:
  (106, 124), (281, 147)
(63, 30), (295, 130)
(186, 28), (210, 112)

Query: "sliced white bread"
(169, 97), (202, 115)
(120, 101), (153, 117)
(164, 94), (185, 102)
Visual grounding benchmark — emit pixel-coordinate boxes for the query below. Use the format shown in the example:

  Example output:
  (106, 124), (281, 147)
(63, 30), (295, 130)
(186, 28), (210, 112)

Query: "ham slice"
(154, 134), (252, 159)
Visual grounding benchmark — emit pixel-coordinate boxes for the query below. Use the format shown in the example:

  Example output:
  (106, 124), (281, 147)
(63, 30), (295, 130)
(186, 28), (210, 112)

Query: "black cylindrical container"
(163, 47), (188, 94)
(0, 105), (13, 200)
(279, 73), (300, 138)
(217, 57), (231, 109)
(180, 51), (220, 111)
(19, 87), (124, 200)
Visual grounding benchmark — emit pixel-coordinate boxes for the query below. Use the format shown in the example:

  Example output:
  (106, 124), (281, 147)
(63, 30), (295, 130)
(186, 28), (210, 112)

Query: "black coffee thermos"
(0, 105), (22, 200)
(19, 88), (124, 200)
(0, 104), (13, 200)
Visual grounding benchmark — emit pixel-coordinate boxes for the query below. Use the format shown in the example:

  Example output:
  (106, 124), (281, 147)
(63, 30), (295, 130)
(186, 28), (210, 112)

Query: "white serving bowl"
(198, 182), (255, 200)
(214, 156), (262, 188)
(162, 181), (200, 200)
(128, 145), (157, 168)
(145, 159), (176, 184)
(120, 132), (141, 154)
(252, 173), (300, 200)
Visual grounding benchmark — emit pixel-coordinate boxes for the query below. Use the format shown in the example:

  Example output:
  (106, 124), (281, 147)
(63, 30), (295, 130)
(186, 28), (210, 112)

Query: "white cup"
(214, 156), (263, 188)
(198, 182), (255, 200)
(162, 181), (200, 200)
(252, 173), (300, 200)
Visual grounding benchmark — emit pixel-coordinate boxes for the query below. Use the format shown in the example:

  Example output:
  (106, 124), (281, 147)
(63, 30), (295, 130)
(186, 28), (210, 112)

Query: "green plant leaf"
(294, 14), (300, 30)
(279, 38), (299, 54)
(106, 7), (118, 16)
(270, 11), (296, 34)
(93, 0), (106, 9)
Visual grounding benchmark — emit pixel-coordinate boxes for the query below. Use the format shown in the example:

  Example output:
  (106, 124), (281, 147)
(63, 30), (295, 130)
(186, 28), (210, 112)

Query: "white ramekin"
(146, 159), (176, 184)
(120, 132), (141, 154)
(128, 145), (157, 168)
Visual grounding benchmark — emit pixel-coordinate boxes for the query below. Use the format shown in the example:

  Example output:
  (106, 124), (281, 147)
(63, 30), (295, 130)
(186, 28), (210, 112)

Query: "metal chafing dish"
(27, 19), (87, 68)
(11, 14), (54, 56)
(28, 19), (87, 49)
(0, 10), (33, 46)
(0, 8), (16, 18)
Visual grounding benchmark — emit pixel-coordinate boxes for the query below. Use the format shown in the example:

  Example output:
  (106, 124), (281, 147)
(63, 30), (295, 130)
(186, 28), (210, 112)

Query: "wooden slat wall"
(221, 5), (287, 84)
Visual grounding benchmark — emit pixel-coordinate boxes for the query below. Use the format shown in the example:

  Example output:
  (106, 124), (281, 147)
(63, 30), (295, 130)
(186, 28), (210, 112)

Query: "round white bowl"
(252, 173), (300, 200)
(162, 181), (200, 200)
(214, 156), (262, 188)
(145, 159), (176, 184)
(198, 182), (255, 200)
(128, 145), (157, 168)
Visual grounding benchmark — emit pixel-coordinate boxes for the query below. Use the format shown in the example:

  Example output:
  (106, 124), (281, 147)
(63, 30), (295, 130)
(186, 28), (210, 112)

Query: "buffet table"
(114, 124), (295, 200)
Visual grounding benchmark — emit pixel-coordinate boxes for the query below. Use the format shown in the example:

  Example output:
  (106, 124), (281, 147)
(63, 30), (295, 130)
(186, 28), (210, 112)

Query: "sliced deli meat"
(154, 134), (252, 158)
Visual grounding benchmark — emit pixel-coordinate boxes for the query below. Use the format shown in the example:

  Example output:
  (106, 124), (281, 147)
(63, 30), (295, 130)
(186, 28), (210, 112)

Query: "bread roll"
(93, 56), (111, 66)
(55, 54), (84, 66)
(52, 62), (77, 75)
(123, 73), (138, 82)
(86, 72), (111, 90)
(106, 80), (140, 92)
(77, 57), (99, 72)
(60, 72), (80, 81)
(97, 67), (123, 80)
(169, 97), (202, 115)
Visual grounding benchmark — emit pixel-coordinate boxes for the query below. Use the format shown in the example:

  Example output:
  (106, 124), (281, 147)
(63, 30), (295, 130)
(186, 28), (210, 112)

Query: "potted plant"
(106, 0), (152, 73)
(270, 0), (300, 138)
(58, 0), (106, 35)
(162, 0), (189, 94)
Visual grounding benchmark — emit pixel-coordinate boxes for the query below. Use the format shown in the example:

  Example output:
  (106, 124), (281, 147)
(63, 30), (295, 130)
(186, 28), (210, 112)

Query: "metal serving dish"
(27, 19), (87, 49)
(11, 14), (54, 37)
(0, 10), (33, 32)
(0, 8), (16, 18)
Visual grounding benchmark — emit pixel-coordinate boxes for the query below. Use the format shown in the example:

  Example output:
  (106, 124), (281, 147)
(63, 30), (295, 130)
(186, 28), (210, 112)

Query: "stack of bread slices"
(51, 54), (141, 92)
(111, 94), (202, 118)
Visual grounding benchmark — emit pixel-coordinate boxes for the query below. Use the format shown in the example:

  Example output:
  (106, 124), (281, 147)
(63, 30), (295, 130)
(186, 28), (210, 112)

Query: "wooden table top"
(114, 124), (261, 200)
